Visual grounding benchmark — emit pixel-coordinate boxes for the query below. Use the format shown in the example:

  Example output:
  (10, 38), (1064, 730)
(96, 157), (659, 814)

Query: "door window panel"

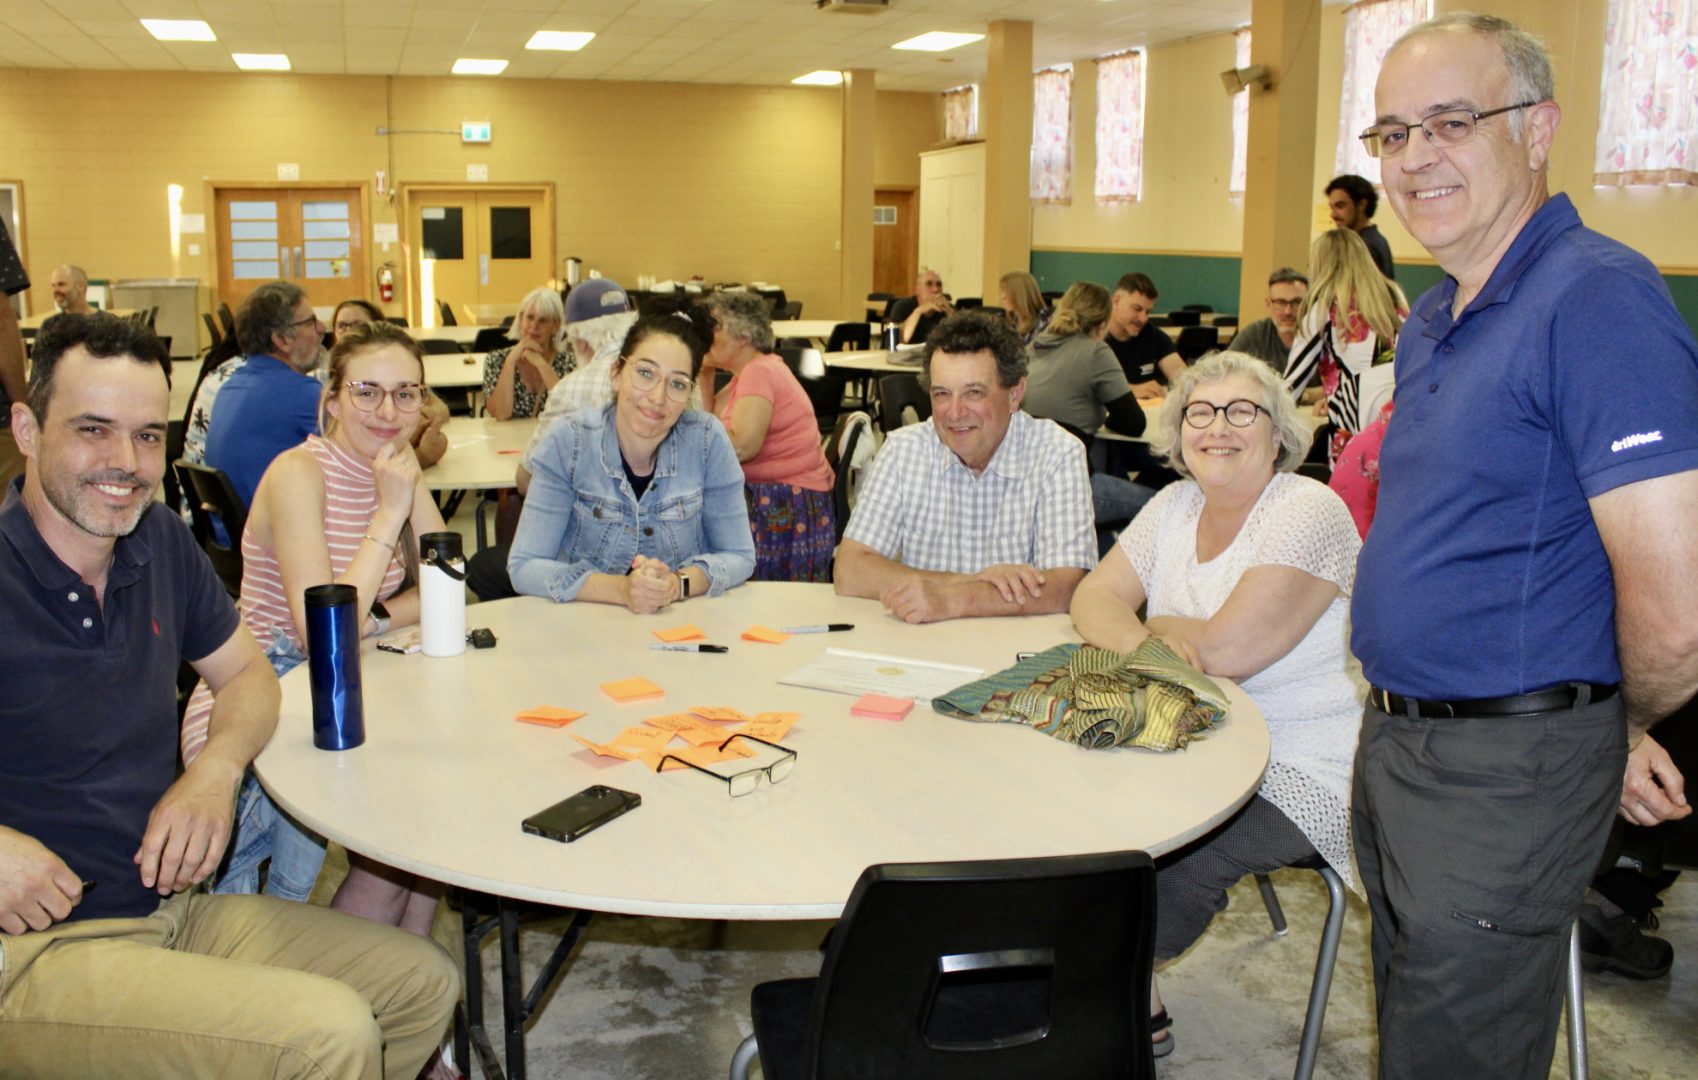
(489, 207), (531, 259)
(421, 207), (464, 260)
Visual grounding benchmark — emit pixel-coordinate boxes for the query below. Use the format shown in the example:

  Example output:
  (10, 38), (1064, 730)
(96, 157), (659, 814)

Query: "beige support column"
(1238, 0), (1321, 322)
(981, 20), (1033, 303)
(839, 69), (877, 322)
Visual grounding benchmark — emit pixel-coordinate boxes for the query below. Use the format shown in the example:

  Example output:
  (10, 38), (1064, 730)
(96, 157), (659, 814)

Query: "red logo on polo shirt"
(152, 617), (160, 636)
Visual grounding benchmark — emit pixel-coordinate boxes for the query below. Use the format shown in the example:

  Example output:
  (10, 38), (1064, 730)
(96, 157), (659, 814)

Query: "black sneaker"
(1578, 902), (1673, 979)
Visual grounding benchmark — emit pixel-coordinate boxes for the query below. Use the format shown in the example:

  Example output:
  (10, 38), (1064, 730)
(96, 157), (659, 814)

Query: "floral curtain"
(1595, 0), (1698, 186)
(1095, 51), (1146, 204)
(943, 84), (978, 141)
(1230, 29), (1252, 196)
(1031, 66), (1074, 204)
(1334, 0), (1431, 184)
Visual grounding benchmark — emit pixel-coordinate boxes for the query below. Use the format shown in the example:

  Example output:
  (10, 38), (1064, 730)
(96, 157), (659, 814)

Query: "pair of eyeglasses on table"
(656, 733), (797, 797)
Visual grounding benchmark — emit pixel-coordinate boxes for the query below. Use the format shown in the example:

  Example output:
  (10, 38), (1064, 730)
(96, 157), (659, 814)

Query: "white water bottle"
(419, 532), (467, 657)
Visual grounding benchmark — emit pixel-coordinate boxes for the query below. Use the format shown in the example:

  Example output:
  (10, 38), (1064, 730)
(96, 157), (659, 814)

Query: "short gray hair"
(236, 280), (308, 356)
(1394, 13), (1555, 139)
(1149, 351), (1311, 481)
(566, 309), (638, 359)
(706, 291), (775, 353)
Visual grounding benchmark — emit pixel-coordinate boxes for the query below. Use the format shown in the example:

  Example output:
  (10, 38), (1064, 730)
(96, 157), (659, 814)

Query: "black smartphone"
(522, 785), (641, 843)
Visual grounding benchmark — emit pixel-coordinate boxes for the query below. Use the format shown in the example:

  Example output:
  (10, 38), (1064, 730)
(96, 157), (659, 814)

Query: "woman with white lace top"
(1070, 350), (1365, 1060)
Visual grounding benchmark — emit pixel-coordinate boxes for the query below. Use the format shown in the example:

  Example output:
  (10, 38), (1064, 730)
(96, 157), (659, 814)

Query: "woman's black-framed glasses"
(627, 361), (695, 403)
(656, 734), (797, 797)
(1183, 399), (1268, 429)
(345, 381), (425, 414)
(1358, 102), (1537, 158)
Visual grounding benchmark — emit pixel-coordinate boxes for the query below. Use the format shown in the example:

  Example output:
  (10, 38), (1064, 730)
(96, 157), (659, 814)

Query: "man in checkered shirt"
(835, 311), (1096, 624)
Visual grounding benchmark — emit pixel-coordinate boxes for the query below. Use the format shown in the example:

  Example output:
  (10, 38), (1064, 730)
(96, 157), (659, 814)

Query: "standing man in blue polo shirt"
(1351, 14), (1698, 1079)
(203, 281), (324, 506)
(0, 313), (457, 1077)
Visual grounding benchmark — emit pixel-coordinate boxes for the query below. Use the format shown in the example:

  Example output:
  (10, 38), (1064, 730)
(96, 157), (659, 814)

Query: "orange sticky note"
(689, 706), (751, 723)
(643, 712), (711, 732)
(676, 726), (730, 748)
(739, 712), (800, 741)
(653, 624), (706, 643)
(851, 693), (914, 720)
(740, 625), (791, 644)
(613, 725), (675, 751)
(601, 676), (664, 702)
(515, 706), (585, 728)
(570, 734), (641, 760)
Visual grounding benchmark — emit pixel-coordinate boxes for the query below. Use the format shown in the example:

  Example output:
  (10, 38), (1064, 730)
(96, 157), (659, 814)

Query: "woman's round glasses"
(627, 361), (695, 403)
(1183, 399), (1268, 429)
(344, 381), (424, 413)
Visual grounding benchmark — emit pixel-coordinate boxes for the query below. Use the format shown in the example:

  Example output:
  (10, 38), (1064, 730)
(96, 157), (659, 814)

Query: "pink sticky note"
(850, 693), (913, 720)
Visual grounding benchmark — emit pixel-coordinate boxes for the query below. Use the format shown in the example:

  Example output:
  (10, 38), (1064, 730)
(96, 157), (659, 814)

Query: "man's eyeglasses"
(627, 360), (695, 403)
(290, 313), (321, 332)
(1359, 101), (1537, 158)
(344, 381), (425, 413)
(1183, 399), (1268, 429)
(657, 734), (796, 797)
(1267, 298), (1302, 310)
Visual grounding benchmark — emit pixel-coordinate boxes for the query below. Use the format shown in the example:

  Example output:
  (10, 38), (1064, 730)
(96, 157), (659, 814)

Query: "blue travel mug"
(305, 583), (365, 750)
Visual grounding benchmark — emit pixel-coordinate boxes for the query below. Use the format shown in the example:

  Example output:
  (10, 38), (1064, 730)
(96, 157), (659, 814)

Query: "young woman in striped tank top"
(180, 321), (449, 938)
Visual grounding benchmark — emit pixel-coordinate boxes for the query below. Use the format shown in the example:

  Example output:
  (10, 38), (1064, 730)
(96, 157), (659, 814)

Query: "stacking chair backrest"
(825, 322), (871, 353)
(175, 459), (248, 598)
(877, 373), (930, 433)
(1176, 325), (1218, 363)
(437, 300), (458, 326)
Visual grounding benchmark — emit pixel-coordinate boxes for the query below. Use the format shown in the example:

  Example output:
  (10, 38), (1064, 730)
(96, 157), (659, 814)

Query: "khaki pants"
(0, 891), (459, 1080)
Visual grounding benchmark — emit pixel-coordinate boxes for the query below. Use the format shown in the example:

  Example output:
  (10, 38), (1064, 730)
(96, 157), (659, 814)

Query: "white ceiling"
(0, 0), (1257, 92)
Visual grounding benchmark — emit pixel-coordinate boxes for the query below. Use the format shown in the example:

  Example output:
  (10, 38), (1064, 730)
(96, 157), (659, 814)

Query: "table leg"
(500, 901), (525, 1080)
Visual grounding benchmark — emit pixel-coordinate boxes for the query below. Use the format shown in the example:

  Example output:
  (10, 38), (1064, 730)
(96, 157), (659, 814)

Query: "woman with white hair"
(483, 285), (572, 420)
(1070, 350), (1364, 1059)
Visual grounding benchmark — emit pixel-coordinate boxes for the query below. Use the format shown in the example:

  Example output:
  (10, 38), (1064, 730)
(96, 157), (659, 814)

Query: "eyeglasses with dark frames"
(1183, 399), (1269, 429)
(656, 733), (797, 797)
(1358, 101), (1537, 158)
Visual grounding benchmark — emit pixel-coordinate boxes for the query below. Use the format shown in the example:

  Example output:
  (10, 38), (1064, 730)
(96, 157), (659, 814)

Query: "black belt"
(1369, 682), (1618, 718)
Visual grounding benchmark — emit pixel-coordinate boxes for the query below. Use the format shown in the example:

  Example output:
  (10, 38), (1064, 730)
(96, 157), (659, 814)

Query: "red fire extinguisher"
(377, 262), (395, 304)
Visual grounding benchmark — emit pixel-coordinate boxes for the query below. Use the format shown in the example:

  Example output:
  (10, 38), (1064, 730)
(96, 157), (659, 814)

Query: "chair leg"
(1568, 919), (1588, 1080)
(1256, 872), (1289, 936)
(1293, 867), (1346, 1080)
(729, 1033), (759, 1080)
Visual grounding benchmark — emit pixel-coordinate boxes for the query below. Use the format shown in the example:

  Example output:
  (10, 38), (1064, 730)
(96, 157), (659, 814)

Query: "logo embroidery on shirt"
(152, 617), (161, 636)
(1610, 430), (1663, 453)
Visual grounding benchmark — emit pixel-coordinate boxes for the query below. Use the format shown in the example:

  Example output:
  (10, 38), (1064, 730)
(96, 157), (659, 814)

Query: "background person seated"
(1070, 350), (1364, 1060)
(1105, 271), (1183, 399)
(887, 268), (954, 345)
(331, 298), (448, 469)
(483, 286), (572, 420)
(835, 311), (1096, 624)
(999, 269), (1050, 345)
(700, 290), (835, 583)
(508, 306), (754, 611)
(49, 264), (95, 315)
(0, 312), (457, 1079)
(1227, 267), (1308, 370)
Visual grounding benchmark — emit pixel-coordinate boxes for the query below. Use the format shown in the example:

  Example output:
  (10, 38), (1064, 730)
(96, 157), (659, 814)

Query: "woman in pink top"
(700, 292), (836, 581)
(180, 324), (451, 961)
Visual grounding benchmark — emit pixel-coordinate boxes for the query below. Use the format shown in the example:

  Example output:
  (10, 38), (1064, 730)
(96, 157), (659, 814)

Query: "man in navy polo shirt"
(0, 313), (456, 1077)
(1351, 15), (1698, 1079)
(203, 280), (324, 506)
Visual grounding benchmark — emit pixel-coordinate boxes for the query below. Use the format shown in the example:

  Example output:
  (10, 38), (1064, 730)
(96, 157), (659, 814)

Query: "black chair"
(800, 369), (849, 435)
(470, 327), (512, 353)
(161, 420), (187, 516)
(824, 322), (871, 353)
(1176, 325), (1218, 363)
(201, 312), (223, 350)
(824, 411), (874, 542)
(385, 315), (409, 327)
(865, 292), (896, 323)
(499, 315), (515, 331)
(175, 459), (248, 598)
(778, 300), (803, 320)
(419, 338), (464, 355)
(217, 303), (237, 341)
(729, 851), (1158, 1080)
(1041, 290), (1064, 304)
(1164, 309), (1202, 327)
(1251, 857), (1348, 1080)
(877, 373), (930, 433)
(955, 296), (982, 309)
(1181, 303), (1214, 313)
(437, 300), (457, 327)
(1213, 314), (1239, 328)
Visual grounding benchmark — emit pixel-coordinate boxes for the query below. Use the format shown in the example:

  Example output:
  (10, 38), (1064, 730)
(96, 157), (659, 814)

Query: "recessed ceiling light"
(452, 58), (509, 76)
(232, 53), (290, 71)
(526, 31), (595, 51)
(141, 19), (216, 42)
(892, 32), (984, 52)
(792, 70), (844, 86)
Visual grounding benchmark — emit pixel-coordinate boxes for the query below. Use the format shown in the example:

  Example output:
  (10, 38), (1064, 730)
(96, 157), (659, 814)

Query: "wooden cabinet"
(918, 144), (985, 303)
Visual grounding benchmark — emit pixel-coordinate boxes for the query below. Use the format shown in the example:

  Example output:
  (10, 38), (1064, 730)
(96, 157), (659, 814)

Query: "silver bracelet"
(363, 533), (396, 551)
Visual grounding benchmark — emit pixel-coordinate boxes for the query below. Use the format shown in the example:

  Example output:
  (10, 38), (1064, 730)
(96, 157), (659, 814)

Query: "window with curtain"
(1094, 51), (1146, 204)
(1230, 29), (1251, 195)
(1031, 65), (1074, 204)
(1595, 0), (1698, 186)
(943, 84), (979, 141)
(1334, 0), (1431, 183)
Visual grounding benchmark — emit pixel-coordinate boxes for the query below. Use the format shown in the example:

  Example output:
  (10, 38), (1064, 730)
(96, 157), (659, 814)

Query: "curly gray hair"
(1148, 351), (1312, 481)
(705, 291), (775, 354)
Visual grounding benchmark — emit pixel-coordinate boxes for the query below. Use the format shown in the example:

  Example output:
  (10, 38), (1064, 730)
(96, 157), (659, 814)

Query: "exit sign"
(461, 120), (492, 143)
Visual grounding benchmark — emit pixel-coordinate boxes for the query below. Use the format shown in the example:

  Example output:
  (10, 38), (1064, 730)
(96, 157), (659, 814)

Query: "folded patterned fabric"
(932, 638), (1229, 752)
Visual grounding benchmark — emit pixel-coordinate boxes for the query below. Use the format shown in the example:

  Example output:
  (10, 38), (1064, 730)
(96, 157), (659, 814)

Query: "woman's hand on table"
(624, 556), (679, 614)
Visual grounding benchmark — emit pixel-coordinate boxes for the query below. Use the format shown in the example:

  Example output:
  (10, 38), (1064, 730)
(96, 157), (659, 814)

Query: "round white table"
(422, 416), (535, 493)
(424, 351), (486, 389)
(256, 583), (1269, 921)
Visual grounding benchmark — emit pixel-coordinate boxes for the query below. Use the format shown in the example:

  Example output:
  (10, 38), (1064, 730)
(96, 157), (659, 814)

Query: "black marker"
(650, 643), (729, 653)
(781, 624), (854, 634)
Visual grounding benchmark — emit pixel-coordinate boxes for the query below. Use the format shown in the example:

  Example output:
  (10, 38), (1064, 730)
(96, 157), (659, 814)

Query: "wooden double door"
(214, 186), (367, 317)
(402, 186), (553, 326)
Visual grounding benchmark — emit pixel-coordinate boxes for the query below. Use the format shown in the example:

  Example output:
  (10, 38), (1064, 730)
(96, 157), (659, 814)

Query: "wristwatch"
(676, 571), (691, 600)
(369, 599), (391, 637)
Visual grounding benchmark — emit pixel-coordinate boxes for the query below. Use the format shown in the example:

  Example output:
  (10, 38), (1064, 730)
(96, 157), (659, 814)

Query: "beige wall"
(0, 69), (940, 325)
(874, 91), (941, 189)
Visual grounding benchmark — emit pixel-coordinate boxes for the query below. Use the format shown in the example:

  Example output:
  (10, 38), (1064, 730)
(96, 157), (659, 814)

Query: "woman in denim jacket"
(508, 305), (756, 611)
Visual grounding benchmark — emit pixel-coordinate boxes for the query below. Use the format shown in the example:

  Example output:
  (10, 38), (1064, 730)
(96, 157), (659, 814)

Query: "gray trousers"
(1353, 695), (1624, 1080)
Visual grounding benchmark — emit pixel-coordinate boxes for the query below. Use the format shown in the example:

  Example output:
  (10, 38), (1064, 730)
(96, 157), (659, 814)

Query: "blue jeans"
(212, 634), (327, 902)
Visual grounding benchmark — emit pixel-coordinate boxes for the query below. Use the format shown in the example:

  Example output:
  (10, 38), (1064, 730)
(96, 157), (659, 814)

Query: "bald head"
(50, 265), (91, 314)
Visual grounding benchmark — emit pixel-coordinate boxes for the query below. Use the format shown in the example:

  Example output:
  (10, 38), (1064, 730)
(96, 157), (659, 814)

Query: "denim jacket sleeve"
(507, 419), (602, 602)
(681, 417), (756, 596)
